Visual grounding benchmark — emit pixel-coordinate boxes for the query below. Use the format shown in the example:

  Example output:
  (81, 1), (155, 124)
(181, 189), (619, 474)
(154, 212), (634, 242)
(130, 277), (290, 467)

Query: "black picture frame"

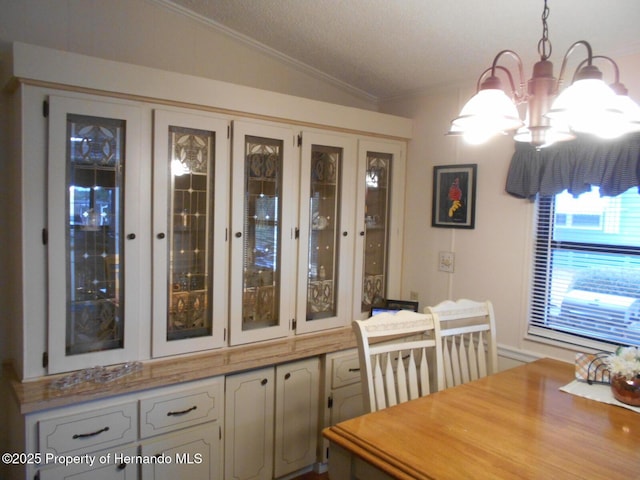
(431, 164), (477, 229)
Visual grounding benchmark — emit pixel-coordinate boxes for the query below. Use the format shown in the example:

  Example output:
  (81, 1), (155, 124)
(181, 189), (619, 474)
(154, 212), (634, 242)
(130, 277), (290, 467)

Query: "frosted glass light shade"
(603, 94), (640, 137)
(450, 89), (523, 144)
(546, 78), (622, 135)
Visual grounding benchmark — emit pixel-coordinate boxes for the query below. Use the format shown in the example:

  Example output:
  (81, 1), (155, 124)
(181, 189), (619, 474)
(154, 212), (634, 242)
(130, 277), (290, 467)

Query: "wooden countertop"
(323, 358), (640, 480)
(7, 326), (357, 414)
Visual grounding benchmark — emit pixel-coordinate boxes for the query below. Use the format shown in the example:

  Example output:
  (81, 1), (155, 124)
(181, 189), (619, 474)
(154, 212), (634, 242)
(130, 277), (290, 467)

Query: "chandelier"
(448, 0), (640, 148)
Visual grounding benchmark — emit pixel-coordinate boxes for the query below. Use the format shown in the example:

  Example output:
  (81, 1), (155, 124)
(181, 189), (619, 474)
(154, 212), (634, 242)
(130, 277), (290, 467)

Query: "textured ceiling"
(164, 0), (640, 101)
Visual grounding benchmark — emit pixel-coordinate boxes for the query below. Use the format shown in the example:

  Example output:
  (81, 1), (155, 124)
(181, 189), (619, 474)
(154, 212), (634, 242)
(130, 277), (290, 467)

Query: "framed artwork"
(431, 164), (477, 229)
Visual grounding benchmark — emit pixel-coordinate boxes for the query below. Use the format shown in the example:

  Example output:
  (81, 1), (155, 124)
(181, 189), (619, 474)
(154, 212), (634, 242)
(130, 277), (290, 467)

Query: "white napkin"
(560, 380), (640, 414)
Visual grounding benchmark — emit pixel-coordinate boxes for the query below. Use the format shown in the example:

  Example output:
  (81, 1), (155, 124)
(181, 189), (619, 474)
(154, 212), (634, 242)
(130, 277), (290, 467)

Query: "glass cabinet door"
(354, 140), (406, 319)
(230, 121), (297, 345)
(296, 132), (356, 334)
(362, 151), (391, 309)
(152, 110), (229, 357)
(47, 96), (144, 373)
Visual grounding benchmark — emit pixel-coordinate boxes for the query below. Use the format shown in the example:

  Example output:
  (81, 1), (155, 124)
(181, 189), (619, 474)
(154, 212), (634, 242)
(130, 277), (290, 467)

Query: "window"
(530, 186), (640, 349)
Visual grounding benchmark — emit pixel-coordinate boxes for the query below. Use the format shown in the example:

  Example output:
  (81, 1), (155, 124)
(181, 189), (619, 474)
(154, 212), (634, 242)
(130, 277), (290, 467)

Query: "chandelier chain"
(538, 0), (552, 60)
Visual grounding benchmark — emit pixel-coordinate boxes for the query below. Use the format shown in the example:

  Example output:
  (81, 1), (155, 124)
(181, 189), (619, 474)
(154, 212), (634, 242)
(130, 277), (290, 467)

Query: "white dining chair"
(425, 299), (498, 388)
(353, 310), (445, 413)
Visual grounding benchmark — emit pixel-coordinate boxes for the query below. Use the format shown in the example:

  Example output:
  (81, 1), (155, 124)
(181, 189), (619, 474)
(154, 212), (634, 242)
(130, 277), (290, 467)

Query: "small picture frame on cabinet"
(431, 164), (477, 229)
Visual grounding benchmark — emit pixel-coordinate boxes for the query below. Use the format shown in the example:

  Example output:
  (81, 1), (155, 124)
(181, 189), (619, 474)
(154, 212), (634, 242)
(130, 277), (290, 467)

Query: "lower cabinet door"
(330, 382), (364, 425)
(39, 446), (138, 480)
(274, 358), (320, 478)
(140, 423), (222, 480)
(224, 367), (275, 480)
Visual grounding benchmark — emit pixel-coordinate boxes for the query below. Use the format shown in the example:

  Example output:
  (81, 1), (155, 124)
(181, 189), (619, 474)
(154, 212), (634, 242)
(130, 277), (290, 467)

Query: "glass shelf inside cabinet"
(362, 151), (392, 311)
(167, 126), (215, 341)
(66, 114), (124, 355)
(242, 136), (283, 331)
(306, 145), (342, 321)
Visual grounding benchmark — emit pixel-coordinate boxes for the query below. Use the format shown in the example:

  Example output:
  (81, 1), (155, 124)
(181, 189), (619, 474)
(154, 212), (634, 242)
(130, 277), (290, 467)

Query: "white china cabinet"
(295, 131), (357, 334)
(151, 110), (230, 357)
(46, 95), (147, 374)
(224, 358), (319, 480)
(229, 121), (299, 346)
(353, 139), (406, 319)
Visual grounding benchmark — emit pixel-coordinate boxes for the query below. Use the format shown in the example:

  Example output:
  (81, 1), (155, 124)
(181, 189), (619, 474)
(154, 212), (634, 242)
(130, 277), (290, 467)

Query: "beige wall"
(0, 0), (377, 110)
(380, 51), (640, 365)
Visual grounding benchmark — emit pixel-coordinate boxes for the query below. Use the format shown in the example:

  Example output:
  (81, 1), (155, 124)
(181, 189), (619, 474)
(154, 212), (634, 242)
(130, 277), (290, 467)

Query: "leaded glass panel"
(362, 152), (392, 310)
(306, 145), (342, 320)
(242, 135), (282, 330)
(66, 114), (124, 355)
(167, 126), (214, 340)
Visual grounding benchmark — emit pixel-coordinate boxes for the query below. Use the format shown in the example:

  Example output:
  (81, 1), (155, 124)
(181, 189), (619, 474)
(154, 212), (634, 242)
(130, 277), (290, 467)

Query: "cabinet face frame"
(296, 131), (357, 334)
(353, 139), (406, 320)
(47, 95), (145, 374)
(151, 109), (230, 357)
(229, 120), (298, 346)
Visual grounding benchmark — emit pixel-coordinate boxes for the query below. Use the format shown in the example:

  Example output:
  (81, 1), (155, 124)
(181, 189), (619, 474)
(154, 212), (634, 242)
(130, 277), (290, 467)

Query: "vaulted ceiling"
(165, 0), (640, 102)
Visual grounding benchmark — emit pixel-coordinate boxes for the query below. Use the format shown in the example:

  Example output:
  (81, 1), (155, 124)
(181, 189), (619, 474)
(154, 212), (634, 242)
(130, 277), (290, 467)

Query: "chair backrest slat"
(426, 299), (498, 389)
(353, 310), (445, 413)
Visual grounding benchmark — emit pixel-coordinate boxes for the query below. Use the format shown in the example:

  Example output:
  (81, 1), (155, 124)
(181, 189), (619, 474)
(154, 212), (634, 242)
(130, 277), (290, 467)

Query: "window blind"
(530, 187), (640, 349)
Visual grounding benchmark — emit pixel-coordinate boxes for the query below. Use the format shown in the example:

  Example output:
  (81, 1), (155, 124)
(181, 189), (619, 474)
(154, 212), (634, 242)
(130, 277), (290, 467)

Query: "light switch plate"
(438, 251), (455, 273)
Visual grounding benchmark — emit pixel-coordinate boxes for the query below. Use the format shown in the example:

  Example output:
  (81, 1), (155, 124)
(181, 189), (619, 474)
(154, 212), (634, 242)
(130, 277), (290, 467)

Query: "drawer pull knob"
(261, 378), (268, 386)
(284, 373), (291, 380)
(72, 426), (110, 439)
(117, 463), (126, 471)
(167, 405), (197, 416)
(348, 368), (361, 372)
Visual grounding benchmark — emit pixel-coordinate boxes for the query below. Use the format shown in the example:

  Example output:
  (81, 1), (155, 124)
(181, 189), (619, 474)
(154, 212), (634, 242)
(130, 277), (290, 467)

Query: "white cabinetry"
(138, 378), (224, 480)
(224, 366), (275, 480)
(39, 446), (139, 480)
(320, 349), (364, 462)
(296, 131), (357, 334)
(353, 139), (406, 319)
(46, 94), (148, 374)
(140, 424), (221, 480)
(225, 357), (320, 480)
(229, 121), (299, 346)
(23, 377), (224, 480)
(273, 357), (320, 477)
(151, 109), (230, 357)
(38, 402), (137, 457)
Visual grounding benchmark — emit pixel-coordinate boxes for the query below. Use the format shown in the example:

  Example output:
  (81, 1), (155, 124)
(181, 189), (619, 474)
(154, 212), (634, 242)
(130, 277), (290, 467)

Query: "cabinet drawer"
(39, 445), (138, 480)
(331, 350), (361, 388)
(140, 380), (223, 438)
(39, 402), (137, 455)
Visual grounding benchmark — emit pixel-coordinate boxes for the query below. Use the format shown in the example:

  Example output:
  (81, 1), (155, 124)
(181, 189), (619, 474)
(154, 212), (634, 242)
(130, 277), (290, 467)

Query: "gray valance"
(505, 132), (640, 199)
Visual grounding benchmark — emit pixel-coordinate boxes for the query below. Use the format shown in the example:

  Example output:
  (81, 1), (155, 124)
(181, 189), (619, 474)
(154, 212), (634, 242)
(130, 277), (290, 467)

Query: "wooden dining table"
(322, 358), (640, 480)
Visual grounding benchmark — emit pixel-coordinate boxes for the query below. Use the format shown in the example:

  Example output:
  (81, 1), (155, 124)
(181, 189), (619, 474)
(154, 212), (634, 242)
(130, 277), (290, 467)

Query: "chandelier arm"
(489, 50), (526, 101)
(555, 40), (594, 94)
(575, 55), (620, 85)
(476, 65), (518, 100)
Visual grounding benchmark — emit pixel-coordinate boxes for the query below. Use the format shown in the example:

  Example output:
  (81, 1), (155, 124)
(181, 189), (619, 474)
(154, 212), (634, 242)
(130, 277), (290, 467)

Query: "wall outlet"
(409, 291), (419, 301)
(438, 251), (455, 273)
